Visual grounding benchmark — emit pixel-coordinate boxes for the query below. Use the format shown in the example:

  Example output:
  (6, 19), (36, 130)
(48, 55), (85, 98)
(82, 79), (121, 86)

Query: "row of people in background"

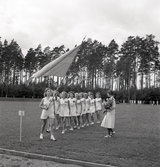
(39, 88), (116, 141)
(56, 91), (102, 132)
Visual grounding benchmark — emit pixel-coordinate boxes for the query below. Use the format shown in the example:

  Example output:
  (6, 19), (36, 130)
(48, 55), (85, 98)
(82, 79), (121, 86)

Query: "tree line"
(0, 35), (160, 102)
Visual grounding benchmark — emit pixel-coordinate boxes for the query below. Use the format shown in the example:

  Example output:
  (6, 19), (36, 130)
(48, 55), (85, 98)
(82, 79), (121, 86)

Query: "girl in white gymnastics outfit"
(39, 88), (56, 141)
(46, 90), (60, 132)
(89, 92), (96, 124)
(95, 92), (102, 123)
(59, 91), (70, 134)
(68, 91), (77, 130)
(84, 93), (90, 126)
(75, 93), (82, 129)
(54, 91), (61, 130)
(79, 92), (86, 127)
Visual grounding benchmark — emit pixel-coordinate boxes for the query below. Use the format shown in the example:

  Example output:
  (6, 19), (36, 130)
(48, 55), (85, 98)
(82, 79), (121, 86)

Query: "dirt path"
(0, 154), (81, 167)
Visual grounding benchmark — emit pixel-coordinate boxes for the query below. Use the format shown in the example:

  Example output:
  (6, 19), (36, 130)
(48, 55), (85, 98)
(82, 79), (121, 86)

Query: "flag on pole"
(27, 45), (81, 84)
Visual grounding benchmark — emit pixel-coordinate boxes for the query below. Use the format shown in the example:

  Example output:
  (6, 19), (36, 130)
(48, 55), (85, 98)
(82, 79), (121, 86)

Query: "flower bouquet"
(103, 98), (113, 114)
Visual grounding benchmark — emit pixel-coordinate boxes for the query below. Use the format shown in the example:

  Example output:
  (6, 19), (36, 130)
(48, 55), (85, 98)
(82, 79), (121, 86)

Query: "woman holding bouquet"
(101, 90), (116, 138)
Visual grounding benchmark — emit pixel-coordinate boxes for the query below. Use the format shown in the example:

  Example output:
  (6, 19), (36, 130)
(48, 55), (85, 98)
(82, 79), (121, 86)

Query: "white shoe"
(51, 135), (57, 141)
(40, 134), (43, 139)
(104, 135), (111, 138)
(69, 128), (73, 131)
(61, 130), (65, 134)
(56, 125), (60, 130)
(111, 131), (116, 136)
(90, 122), (94, 125)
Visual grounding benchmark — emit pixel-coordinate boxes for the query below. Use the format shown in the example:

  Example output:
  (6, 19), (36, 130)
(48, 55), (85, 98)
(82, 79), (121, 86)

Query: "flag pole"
(47, 76), (66, 107)
(48, 76), (51, 88)
(56, 76), (66, 91)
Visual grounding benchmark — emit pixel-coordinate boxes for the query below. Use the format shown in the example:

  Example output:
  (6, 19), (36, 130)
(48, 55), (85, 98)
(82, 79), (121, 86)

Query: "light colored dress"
(89, 98), (96, 113)
(59, 98), (70, 117)
(81, 98), (86, 114)
(85, 98), (90, 113)
(69, 97), (77, 116)
(95, 97), (102, 111)
(101, 96), (116, 128)
(76, 99), (82, 116)
(40, 97), (54, 119)
(54, 96), (60, 115)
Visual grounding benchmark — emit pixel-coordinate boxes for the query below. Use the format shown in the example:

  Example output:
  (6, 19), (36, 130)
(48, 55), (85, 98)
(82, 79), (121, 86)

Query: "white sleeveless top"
(42, 97), (54, 112)
(59, 98), (70, 117)
(95, 97), (102, 110)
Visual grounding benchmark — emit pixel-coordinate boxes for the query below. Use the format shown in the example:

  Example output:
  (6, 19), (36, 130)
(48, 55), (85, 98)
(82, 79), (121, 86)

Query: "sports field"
(0, 100), (159, 167)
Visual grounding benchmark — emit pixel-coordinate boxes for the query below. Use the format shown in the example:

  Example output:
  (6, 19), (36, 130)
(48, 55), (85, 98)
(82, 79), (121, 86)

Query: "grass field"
(0, 100), (160, 167)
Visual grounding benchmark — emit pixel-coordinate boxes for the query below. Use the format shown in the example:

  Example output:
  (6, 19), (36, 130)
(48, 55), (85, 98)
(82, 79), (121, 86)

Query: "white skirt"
(89, 106), (95, 113)
(81, 106), (86, 114)
(59, 105), (70, 117)
(70, 105), (77, 116)
(40, 108), (54, 119)
(101, 113), (115, 128)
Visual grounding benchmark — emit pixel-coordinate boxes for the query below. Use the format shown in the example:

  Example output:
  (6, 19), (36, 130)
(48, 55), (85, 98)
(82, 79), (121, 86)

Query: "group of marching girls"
(39, 88), (116, 141)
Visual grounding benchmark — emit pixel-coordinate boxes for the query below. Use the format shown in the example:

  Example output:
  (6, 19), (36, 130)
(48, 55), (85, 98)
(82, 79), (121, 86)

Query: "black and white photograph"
(0, 0), (160, 167)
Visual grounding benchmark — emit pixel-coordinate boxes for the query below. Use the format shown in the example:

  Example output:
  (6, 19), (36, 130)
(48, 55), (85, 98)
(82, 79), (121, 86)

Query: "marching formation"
(39, 88), (116, 141)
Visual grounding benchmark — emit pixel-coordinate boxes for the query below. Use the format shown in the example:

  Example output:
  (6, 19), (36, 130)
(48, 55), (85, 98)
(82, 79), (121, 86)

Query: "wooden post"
(19, 110), (25, 142)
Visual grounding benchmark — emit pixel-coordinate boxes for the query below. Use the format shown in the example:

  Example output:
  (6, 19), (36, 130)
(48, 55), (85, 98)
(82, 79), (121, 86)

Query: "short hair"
(79, 92), (84, 97)
(96, 92), (101, 97)
(43, 88), (51, 97)
(88, 91), (92, 95)
(107, 90), (113, 95)
(75, 93), (79, 98)
(69, 91), (75, 97)
(55, 90), (60, 96)
(84, 93), (88, 98)
(62, 91), (67, 98)
(89, 92), (94, 96)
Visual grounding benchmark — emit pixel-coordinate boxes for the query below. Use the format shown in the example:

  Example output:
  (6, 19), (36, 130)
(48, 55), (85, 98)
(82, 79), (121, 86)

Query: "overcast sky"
(0, 0), (160, 56)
